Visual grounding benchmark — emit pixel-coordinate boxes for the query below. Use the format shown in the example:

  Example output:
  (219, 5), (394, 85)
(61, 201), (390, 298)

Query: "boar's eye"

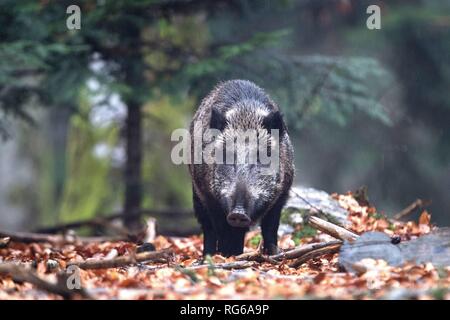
(262, 111), (284, 133)
(210, 108), (227, 131)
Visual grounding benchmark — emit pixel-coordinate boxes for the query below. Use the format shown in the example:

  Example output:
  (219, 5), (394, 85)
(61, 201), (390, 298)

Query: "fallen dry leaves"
(1, 192), (449, 300)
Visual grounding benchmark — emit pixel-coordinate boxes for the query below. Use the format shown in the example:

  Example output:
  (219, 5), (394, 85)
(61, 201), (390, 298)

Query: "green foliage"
(0, 0), (90, 134)
(175, 266), (200, 284)
(249, 234), (262, 247)
(240, 54), (394, 130)
(169, 28), (291, 96)
(204, 255), (217, 277)
(368, 212), (384, 220)
(430, 287), (447, 300)
(292, 226), (317, 245)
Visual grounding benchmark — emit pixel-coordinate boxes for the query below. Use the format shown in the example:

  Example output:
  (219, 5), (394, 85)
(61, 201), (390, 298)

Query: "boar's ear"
(210, 108), (227, 131)
(263, 111), (284, 133)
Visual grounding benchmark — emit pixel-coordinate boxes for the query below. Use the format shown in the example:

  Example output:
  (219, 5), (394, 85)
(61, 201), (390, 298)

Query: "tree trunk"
(124, 102), (143, 231)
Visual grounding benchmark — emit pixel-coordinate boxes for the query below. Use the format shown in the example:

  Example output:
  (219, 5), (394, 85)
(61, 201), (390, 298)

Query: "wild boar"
(189, 80), (294, 256)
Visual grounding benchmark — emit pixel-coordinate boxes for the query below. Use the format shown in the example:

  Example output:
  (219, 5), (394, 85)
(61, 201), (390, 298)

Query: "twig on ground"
(270, 240), (343, 261)
(235, 215), (355, 267)
(235, 251), (280, 264)
(393, 199), (432, 220)
(236, 216), (356, 267)
(182, 260), (257, 270)
(235, 251), (261, 261)
(68, 249), (172, 270)
(288, 242), (342, 268)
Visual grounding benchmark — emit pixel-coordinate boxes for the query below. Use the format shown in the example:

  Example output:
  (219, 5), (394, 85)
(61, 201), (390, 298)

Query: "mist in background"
(1, 0), (449, 233)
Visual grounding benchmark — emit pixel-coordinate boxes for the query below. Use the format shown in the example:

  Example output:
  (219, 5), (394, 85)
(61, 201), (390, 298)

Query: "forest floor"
(1, 193), (449, 300)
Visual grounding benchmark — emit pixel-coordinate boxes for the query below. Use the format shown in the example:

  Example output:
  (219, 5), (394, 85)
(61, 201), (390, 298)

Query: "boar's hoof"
(263, 244), (279, 256)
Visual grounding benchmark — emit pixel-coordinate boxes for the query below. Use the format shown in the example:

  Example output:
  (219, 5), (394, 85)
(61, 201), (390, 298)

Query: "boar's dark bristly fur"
(189, 80), (294, 256)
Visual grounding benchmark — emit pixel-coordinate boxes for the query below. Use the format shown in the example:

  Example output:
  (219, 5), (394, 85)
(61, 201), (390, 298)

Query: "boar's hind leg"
(217, 227), (246, 257)
(261, 197), (286, 255)
(193, 192), (217, 255)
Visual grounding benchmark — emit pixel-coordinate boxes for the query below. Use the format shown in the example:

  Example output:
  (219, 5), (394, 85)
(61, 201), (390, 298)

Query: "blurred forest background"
(0, 0), (449, 235)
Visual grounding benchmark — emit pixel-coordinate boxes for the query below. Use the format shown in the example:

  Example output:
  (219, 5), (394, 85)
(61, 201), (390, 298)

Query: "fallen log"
(68, 249), (172, 270)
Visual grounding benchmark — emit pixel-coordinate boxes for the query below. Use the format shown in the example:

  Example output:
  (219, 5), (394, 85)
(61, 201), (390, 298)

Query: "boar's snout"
(226, 210), (251, 228)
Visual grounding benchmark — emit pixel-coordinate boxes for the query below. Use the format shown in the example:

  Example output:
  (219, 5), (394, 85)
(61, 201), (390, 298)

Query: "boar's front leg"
(193, 191), (217, 255)
(201, 217), (218, 256)
(217, 225), (246, 257)
(261, 197), (285, 255)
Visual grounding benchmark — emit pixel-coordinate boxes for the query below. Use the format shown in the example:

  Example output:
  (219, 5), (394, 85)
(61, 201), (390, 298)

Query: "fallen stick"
(182, 260), (257, 270)
(235, 251), (280, 264)
(0, 263), (89, 299)
(393, 199), (431, 220)
(270, 240), (343, 261)
(307, 216), (359, 242)
(237, 217), (355, 266)
(68, 249), (172, 270)
(236, 241), (343, 263)
(235, 251), (261, 261)
(288, 242), (342, 268)
(0, 229), (124, 244)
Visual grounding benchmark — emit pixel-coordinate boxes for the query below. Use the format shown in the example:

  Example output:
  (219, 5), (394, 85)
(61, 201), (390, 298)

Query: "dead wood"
(288, 242), (342, 268)
(68, 249), (172, 270)
(307, 216), (359, 242)
(182, 260), (257, 270)
(235, 216), (356, 268)
(393, 199), (432, 220)
(235, 251), (280, 264)
(271, 240), (343, 261)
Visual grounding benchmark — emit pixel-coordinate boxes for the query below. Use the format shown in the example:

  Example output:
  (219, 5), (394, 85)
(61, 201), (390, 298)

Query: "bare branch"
(393, 199), (432, 220)
(68, 249), (172, 270)
(288, 243), (342, 268)
(271, 240), (343, 261)
(307, 216), (359, 242)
